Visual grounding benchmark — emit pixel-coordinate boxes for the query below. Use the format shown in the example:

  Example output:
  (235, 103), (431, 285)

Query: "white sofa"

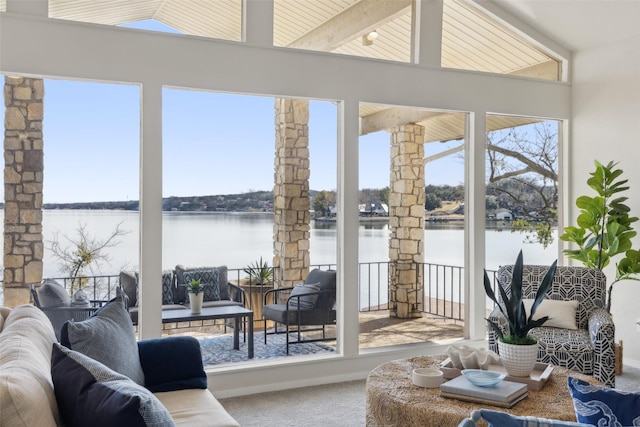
(0, 304), (239, 427)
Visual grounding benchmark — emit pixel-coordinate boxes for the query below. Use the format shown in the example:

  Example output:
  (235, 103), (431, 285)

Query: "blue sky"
(0, 20), (464, 204)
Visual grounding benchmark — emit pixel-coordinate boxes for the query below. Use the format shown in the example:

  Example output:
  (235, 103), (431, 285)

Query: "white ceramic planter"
(189, 292), (204, 314)
(497, 340), (538, 377)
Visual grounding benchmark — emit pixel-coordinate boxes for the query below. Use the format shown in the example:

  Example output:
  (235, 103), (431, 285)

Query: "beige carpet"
(219, 366), (640, 427)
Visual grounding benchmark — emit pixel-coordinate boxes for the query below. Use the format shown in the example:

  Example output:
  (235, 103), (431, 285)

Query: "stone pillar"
(273, 99), (310, 288)
(388, 124), (425, 318)
(3, 77), (44, 307)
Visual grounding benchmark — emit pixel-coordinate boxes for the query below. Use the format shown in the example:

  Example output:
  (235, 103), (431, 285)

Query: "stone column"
(273, 99), (310, 288)
(3, 77), (45, 307)
(388, 124), (425, 318)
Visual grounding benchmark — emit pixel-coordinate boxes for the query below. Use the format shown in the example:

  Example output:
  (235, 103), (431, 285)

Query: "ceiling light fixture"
(362, 30), (378, 46)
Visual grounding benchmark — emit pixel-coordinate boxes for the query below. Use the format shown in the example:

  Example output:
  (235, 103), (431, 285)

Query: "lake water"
(1, 210), (558, 306)
(32, 210), (558, 275)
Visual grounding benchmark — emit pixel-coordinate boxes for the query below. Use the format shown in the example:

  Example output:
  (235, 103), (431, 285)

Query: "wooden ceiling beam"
(287, 0), (412, 51)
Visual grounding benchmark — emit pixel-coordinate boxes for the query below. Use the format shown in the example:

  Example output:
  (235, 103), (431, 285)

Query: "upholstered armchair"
(488, 265), (616, 387)
(262, 269), (336, 354)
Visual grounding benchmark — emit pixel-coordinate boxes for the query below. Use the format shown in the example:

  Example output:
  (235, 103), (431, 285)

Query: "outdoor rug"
(198, 332), (335, 366)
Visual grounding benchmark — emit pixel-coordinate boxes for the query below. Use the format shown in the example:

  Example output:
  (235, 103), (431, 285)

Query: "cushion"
(288, 283), (321, 310)
(162, 270), (175, 305)
(38, 279), (71, 308)
(523, 299), (579, 330)
(137, 336), (207, 392)
(568, 376), (640, 426)
(0, 305), (60, 427)
(51, 344), (175, 427)
(61, 295), (145, 386)
(155, 388), (240, 427)
(305, 269), (336, 310)
(184, 269), (221, 302)
(175, 265), (230, 303)
(71, 288), (91, 307)
(459, 409), (592, 427)
(119, 271), (138, 307)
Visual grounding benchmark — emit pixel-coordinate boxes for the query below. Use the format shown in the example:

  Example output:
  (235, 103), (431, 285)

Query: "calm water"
(32, 210), (557, 276)
(1, 210), (558, 305)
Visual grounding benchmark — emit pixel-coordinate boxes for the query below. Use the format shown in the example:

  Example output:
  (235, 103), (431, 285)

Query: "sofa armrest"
(138, 336), (207, 392)
(588, 307), (616, 387)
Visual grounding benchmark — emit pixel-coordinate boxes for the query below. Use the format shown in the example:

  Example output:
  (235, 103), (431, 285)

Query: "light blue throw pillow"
(61, 294), (145, 386)
(568, 376), (640, 427)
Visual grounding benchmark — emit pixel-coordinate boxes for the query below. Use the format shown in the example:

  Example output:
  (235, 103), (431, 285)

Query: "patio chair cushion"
(161, 270), (175, 305)
(39, 279), (70, 308)
(175, 265), (229, 303)
(119, 271), (138, 307)
(61, 295), (145, 386)
(51, 343), (175, 427)
(288, 283), (321, 310)
(568, 376), (640, 426)
(305, 269), (336, 310)
(183, 269), (220, 302)
(71, 289), (91, 307)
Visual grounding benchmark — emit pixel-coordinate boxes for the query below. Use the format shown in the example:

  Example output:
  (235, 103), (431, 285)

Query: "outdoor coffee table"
(366, 354), (601, 426)
(162, 306), (254, 358)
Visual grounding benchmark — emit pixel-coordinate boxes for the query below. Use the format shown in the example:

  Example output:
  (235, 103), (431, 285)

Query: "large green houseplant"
(560, 160), (640, 312)
(484, 250), (557, 376)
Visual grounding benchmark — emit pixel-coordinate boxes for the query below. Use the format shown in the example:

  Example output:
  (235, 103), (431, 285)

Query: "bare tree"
(486, 122), (559, 248)
(48, 221), (129, 296)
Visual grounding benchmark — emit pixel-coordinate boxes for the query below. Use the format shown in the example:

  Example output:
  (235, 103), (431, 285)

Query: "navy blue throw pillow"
(138, 336), (207, 393)
(51, 344), (175, 427)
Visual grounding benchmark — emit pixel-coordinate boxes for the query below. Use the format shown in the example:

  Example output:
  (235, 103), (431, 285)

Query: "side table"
(366, 355), (601, 427)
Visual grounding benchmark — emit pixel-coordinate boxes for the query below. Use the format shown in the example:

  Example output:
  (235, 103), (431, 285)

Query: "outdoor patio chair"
(488, 265), (616, 387)
(262, 268), (336, 354)
(30, 283), (103, 341)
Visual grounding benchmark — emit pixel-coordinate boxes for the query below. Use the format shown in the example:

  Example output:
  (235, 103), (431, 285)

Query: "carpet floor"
(198, 331), (335, 366)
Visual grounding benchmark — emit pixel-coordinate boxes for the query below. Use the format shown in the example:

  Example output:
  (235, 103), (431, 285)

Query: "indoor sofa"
(0, 302), (239, 427)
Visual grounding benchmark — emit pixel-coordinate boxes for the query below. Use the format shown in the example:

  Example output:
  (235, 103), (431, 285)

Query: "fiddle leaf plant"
(560, 160), (640, 312)
(484, 250), (558, 345)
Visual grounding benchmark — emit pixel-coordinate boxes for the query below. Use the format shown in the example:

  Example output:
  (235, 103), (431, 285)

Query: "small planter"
(498, 341), (538, 377)
(188, 292), (204, 314)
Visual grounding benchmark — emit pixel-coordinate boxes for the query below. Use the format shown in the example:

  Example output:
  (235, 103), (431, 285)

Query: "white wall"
(571, 35), (640, 367)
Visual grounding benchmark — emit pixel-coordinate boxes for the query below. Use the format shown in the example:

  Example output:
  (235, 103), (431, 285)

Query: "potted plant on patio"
(484, 250), (557, 377)
(243, 257), (274, 286)
(187, 279), (204, 314)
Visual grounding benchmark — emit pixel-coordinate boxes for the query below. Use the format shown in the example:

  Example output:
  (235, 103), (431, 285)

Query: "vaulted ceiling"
(5, 0), (605, 143)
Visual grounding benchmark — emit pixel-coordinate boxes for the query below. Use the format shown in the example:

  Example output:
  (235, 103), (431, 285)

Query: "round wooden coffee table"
(366, 355), (600, 427)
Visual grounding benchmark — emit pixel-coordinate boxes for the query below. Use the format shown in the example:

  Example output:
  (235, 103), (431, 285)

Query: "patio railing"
(27, 262), (499, 323)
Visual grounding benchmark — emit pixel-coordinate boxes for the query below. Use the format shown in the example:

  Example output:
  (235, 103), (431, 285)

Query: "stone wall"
(3, 77), (44, 306)
(388, 124), (425, 318)
(273, 99), (310, 288)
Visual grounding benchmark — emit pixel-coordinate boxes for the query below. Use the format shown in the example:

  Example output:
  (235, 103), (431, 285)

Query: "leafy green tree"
(313, 190), (334, 217)
(425, 193), (442, 211)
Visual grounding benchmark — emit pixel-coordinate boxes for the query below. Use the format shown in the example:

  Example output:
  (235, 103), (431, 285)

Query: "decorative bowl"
(461, 369), (505, 387)
(412, 368), (444, 388)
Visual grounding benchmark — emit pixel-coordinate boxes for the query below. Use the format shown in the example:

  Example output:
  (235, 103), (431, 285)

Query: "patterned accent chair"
(488, 265), (616, 387)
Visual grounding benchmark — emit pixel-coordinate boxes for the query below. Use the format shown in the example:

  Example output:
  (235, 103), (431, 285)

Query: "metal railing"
(28, 262), (499, 324)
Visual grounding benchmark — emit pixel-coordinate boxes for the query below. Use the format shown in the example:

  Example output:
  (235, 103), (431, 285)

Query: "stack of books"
(440, 375), (528, 408)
